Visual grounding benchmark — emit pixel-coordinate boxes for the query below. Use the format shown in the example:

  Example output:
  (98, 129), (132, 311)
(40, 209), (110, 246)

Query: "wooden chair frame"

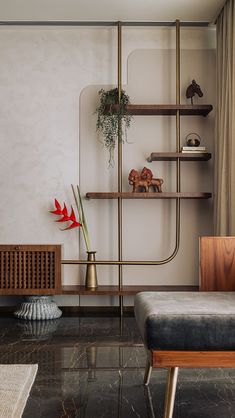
(144, 349), (235, 418)
(200, 236), (235, 291)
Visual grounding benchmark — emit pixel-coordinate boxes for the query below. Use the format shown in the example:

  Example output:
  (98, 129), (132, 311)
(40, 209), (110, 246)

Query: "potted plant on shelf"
(95, 88), (132, 166)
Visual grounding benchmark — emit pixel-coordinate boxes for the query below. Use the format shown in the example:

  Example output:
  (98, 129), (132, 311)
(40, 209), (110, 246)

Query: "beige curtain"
(214, 0), (235, 235)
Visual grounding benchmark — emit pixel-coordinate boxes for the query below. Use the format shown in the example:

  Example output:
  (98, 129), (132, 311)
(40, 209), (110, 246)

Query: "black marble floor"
(0, 316), (235, 417)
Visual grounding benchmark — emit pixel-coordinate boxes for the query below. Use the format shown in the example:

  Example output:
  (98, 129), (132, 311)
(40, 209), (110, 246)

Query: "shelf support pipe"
(62, 20), (181, 267)
(117, 21), (123, 314)
(175, 19), (181, 254)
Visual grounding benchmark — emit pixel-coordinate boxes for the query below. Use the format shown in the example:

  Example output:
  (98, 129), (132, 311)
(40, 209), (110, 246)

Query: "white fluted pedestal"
(14, 296), (62, 320)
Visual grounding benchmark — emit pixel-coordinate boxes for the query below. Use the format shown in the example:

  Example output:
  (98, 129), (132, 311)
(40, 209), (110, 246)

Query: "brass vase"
(85, 251), (98, 289)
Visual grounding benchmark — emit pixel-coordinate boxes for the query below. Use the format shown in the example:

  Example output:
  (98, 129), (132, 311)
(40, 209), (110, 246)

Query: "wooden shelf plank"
(62, 285), (199, 295)
(106, 104), (213, 116)
(147, 152), (212, 162)
(86, 192), (212, 199)
(128, 104), (213, 116)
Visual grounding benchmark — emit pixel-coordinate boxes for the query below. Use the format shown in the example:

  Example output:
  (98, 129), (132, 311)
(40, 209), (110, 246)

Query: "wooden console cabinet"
(0, 245), (61, 295)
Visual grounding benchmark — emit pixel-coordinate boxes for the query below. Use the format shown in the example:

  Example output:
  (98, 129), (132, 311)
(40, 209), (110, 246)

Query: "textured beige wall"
(0, 0), (224, 21)
(0, 27), (215, 306)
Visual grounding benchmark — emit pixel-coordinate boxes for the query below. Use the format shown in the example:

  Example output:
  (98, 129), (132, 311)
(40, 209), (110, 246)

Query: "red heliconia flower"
(60, 220), (82, 231)
(50, 200), (82, 231)
(56, 203), (70, 222)
(69, 207), (77, 222)
(50, 198), (63, 215)
(60, 207), (82, 231)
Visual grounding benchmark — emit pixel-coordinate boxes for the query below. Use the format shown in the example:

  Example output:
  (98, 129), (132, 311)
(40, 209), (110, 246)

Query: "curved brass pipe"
(62, 197), (180, 265)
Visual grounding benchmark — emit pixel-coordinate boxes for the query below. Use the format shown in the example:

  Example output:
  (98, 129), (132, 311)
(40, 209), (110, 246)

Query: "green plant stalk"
(71, 184), (90, 252)
(71, 184), (91, 252)
(76, 185), (91, 251)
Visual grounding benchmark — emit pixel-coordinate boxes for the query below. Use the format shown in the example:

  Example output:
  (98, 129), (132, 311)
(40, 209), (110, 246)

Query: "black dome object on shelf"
(185, 132), (201, 147)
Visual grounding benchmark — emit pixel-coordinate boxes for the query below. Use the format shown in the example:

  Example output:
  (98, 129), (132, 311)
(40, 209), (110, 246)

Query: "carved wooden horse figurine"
(186, 79), (203, 105)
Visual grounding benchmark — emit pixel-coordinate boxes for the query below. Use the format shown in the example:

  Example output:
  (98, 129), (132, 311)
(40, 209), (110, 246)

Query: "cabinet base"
(14, 296), (62, 320)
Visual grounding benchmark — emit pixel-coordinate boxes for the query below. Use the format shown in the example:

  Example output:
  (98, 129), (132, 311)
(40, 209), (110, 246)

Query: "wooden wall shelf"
(106, 104), (213, 117)
(86, 192), (212, 199)
(147, 152), (212, 162)
(62, 285), (199, 295)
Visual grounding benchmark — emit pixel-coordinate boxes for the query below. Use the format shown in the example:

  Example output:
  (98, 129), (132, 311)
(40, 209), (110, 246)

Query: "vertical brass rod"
(176, 19), (181, 184)
(117, 21), (123, 316)
(175, 19), (181, 250)
(176, 19), (180, 107)
(118, 21), (122, 104)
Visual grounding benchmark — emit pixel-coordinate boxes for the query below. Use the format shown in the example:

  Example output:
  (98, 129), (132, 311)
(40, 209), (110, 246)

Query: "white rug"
(0, 364), (38, 418)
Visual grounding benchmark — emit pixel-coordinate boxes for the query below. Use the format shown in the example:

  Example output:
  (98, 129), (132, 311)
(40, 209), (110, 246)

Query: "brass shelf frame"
(62, 20), (182, 268)
(119, 20), (180, 267)
(61, 19), (212, 271)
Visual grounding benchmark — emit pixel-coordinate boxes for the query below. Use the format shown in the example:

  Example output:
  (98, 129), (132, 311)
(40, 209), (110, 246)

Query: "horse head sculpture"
(186, 79), (203, 105)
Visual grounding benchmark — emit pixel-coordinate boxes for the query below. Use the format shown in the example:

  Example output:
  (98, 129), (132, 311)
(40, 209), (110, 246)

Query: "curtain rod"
(0, 21), (211, 27)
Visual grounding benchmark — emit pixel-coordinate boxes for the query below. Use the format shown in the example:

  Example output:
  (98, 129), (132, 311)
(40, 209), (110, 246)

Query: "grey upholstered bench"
(134, 291), (235, 418)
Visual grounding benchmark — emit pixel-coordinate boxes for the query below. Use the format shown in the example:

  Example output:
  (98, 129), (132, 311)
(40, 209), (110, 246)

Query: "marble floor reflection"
(0, 316), (235, 417)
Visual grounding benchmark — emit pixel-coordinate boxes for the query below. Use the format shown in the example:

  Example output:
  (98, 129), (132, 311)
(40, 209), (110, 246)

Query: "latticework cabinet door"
(0, 245), (61, 295)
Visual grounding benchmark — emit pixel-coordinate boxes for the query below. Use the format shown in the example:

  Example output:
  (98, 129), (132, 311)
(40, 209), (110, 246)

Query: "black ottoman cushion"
(134, 292), (235, 350)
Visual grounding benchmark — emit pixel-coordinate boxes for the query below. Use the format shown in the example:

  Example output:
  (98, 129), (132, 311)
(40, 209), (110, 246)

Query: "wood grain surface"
(86, 192), (212, 199)
(152, 350), (235, 368)
(0, 244), (61, 295)
(200, 236), (235, 291)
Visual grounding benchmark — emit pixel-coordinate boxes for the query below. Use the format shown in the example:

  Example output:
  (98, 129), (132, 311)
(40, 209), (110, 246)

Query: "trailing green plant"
(95, 88), (132, 166)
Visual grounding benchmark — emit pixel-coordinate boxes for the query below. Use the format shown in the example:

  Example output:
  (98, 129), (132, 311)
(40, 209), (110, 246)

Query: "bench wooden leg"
(144, 359), (152, 385)
(163, 367), (179, 418)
